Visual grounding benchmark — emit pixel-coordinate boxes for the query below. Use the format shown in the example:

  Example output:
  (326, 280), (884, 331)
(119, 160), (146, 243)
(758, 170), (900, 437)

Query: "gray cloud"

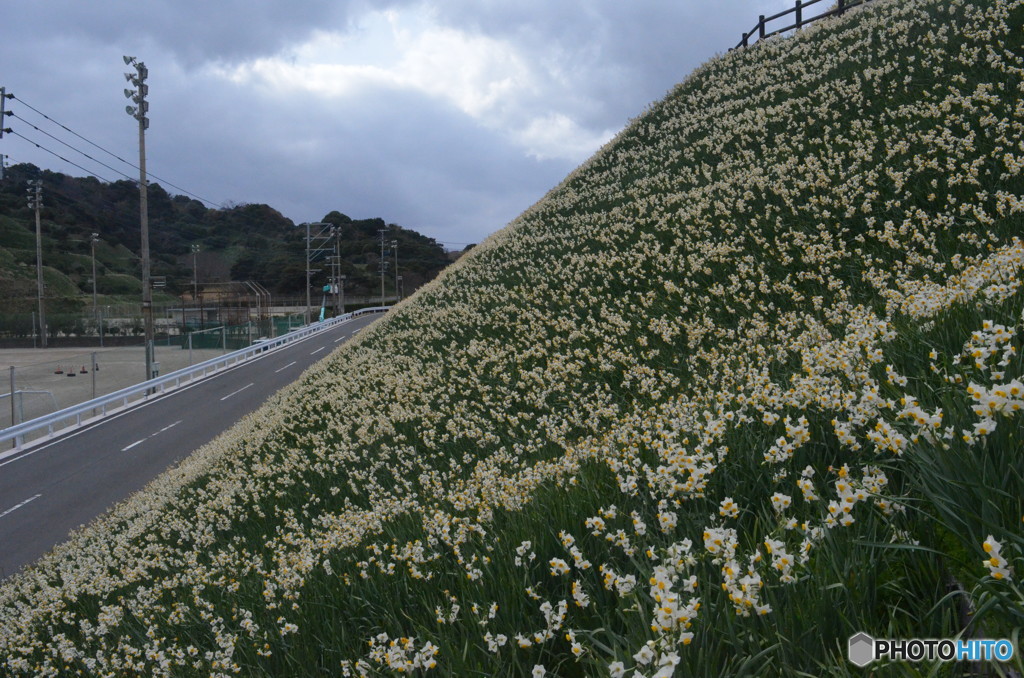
(5, 1), (401, 67)
(1, 0), (793, 245)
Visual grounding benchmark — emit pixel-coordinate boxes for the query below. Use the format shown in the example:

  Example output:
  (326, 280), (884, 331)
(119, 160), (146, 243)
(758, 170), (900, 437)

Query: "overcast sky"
(2, 0), (791, 248)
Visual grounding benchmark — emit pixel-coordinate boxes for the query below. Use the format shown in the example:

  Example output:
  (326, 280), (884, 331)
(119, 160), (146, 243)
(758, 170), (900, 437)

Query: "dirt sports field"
(1, 344), (228, 429)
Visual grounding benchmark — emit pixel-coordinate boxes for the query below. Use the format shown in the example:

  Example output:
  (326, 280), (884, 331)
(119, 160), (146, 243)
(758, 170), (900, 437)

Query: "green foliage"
(0, 164), (451, 310)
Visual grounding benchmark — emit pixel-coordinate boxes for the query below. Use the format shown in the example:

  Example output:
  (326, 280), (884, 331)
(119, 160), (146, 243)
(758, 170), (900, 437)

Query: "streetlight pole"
(124, 55), (153, 381)
(27, 179), (46, 348)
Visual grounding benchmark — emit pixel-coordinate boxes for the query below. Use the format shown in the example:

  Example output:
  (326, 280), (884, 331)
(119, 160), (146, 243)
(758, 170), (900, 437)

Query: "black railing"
(734, 0), (880, 50)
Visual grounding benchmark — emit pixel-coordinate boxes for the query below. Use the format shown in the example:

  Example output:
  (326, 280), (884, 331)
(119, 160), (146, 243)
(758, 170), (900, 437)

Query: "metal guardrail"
(0, 307), (388, 450)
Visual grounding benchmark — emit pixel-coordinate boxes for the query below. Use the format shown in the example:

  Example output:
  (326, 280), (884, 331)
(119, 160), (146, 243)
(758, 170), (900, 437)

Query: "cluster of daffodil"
(1, 0), (1022, 675)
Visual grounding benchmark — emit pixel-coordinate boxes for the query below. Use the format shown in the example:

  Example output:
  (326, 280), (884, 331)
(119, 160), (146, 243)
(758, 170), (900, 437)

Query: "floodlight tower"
(123, 55), (154, 381)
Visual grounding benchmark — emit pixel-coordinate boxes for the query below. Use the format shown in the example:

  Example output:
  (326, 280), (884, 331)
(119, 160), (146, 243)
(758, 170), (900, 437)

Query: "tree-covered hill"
(0, 162), (452, 312)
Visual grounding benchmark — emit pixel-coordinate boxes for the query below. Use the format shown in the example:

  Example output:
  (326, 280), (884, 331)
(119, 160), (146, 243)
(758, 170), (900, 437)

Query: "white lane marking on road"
(158, 420), (182, 434)
(310, 346), (327, 355)
(0, 494), (42, 520)
(220, 383), (254, 401)
(121, 420), (183, 453)
(274, 361), (298, 373)
(333, 334), (350, 343)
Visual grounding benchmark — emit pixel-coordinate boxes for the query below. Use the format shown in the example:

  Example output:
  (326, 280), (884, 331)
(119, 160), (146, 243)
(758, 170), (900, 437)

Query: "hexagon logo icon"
(848, 632), (875, 667)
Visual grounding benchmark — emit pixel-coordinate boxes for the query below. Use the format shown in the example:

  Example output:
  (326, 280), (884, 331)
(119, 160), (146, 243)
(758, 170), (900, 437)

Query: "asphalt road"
(0, 313), (378, 579)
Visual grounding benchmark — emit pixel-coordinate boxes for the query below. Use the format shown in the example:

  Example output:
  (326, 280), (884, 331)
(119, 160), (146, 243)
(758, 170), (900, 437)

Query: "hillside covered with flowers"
(2, 0), (1023, 675)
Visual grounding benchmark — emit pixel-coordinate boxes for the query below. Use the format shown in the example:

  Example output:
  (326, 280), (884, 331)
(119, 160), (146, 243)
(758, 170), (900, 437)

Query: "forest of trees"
(0, 163), (455, 314)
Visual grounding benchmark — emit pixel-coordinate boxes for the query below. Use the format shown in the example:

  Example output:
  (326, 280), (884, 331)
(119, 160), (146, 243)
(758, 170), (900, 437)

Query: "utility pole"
(0, 86), (8, 182)
(304, 222), (331, 324)
(191, 242), (198, 323)
(392, 238), (399, 303)
(334, 227), (341, 316)
(90, 233), (99, 341)
(306, 222), (312, 324)
(340, 275), (346, 315)
(378, 228), (386, 307)
(0, 87), (11, 182)
(27, 179), (46, 348)
(124, 56), (153, 381)
(0, 87), (11, 144)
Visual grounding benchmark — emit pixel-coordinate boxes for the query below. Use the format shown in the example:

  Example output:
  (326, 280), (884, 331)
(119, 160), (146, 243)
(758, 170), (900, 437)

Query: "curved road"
(0, 313), (378, 579)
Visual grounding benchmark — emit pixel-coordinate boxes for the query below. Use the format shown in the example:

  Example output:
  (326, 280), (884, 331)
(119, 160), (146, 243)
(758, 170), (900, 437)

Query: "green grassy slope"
(2, 0), (1023, 675)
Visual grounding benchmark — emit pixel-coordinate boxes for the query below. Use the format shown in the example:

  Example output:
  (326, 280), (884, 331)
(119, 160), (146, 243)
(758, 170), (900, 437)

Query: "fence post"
(759, 15), (766, 40)
(796, 0), (803, 29)
(91, 352), (97, 402)
(222, 326), (227, 352)
(188, 332), (193, 367)
(838, 0), (846, 15)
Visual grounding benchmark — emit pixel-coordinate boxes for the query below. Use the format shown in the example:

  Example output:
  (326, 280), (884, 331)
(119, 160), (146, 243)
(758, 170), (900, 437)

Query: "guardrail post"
(758, 15), (766, 40)
(837, 0), (845, 15)
(796, 0), (803, 29)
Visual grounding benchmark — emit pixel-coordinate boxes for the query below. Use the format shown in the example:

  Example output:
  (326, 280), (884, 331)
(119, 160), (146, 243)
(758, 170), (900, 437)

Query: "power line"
(7, 130), (117, 183)
(11, 94), (136, 169)
(10, 112), (135, 181)
(10, 93), (224, 208)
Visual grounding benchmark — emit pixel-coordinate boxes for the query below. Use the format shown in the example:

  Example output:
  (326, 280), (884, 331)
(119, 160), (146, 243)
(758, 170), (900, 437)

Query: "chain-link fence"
(0, 339), (239, 431)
